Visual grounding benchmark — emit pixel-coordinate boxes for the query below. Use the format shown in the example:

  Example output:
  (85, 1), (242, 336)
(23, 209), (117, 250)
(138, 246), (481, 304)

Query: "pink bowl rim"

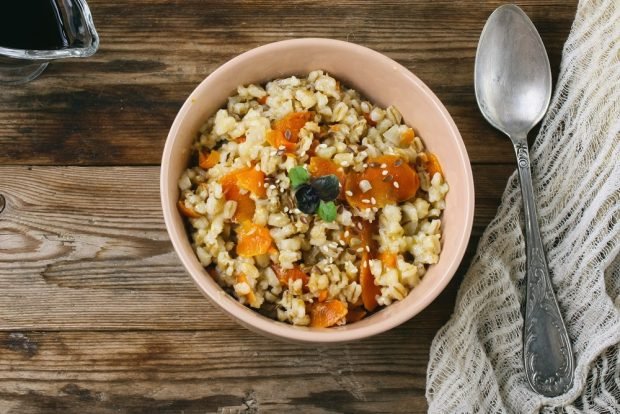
(161, 37), (474, 343)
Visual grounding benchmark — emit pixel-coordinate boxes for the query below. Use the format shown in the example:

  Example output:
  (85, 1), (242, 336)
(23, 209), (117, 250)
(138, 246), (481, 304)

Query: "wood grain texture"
(0, 0), (575, 166)
(0, 0), (577, 412)
(0, 165), (505, 331)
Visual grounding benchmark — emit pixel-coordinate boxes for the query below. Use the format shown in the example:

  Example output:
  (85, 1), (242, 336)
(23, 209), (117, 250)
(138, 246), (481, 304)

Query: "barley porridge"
(177, 71), (448, 327)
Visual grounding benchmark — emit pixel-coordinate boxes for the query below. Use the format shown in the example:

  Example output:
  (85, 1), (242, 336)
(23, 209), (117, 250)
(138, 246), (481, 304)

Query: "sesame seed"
(371, 197), (377, 205)
(283, 207), (289, 213)
(284, 129), (292, 140)
(394, 159), (403, 166)
(362, 163), (368, 168)
(369, 162), (379, 168)
(345, 190), (354, 197)
(278, 145), (286, 150)
(269, 184), (277, 190)
(356, 247), (364, 253)
(382, 170), (388, 176)
(383, 174), (394, 182)
(344, 230), (350, 238)
(393, 181), (400, 188)
(361, 198), (370, 204)
(255, 164), (261, 171)
(340, 161), (349, 167)
(365, 245), (370, 252)
(359, 179), (372, 193)
(380, 163), (387, 169)
(357, 222), (363, 230)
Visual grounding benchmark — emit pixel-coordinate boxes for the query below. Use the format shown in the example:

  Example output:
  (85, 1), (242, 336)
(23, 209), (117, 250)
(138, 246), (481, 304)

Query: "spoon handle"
(513, 138), (574, 397)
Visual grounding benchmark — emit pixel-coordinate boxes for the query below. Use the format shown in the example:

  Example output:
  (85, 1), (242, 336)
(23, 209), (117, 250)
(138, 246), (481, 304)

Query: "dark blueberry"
(310, 174), (340, 201)
(295, 184), (320, 214)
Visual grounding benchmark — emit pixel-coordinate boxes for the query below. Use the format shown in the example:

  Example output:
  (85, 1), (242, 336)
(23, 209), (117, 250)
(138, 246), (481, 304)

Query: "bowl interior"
(161, 38), (474, 343)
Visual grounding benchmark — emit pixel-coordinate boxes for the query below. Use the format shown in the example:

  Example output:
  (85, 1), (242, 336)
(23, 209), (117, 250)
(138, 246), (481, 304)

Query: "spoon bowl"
(475, 4), (574, 397)
(475, 4), (552, 137)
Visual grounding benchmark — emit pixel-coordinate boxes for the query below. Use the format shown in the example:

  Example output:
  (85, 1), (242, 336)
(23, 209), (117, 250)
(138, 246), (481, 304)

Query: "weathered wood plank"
(0, 165), (509, 330)
(0, 0), (576, 166)
(0, 327), (434, 413)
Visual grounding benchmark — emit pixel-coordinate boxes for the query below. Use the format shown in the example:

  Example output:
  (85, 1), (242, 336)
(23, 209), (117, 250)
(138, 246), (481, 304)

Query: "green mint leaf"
(288, 166), (310, 189)
(317, 200), (337, 222)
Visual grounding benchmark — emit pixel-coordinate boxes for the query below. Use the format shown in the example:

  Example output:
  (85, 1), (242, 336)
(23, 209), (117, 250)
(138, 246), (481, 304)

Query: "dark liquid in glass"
(0, 0), (69, 50)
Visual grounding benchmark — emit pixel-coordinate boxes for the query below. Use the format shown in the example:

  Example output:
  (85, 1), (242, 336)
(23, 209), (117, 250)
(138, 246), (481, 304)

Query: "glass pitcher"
(0, 0), (99, 84)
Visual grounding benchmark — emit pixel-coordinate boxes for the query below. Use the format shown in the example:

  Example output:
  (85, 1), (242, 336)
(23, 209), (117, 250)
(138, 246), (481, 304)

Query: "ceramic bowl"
(161, 38), (474, 344)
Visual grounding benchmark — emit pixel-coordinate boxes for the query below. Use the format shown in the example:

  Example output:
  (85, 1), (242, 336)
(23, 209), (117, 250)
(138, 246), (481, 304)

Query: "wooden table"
(0, 1), (577, 412)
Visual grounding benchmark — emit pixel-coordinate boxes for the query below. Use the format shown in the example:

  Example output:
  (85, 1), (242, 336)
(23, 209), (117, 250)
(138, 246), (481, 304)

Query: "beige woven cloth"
(426, 1), (620, 413)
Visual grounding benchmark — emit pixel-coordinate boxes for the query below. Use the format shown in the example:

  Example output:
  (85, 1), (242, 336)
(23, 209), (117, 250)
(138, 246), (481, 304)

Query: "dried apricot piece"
(220, 166), (266, 198)
(222, 183), (255, 223)
(272, 265), (309, 288)
(198, 149), (220, 169)
(360, 250), (381, 312)
(177, 199), (201, 218)
(379, 251), (397, 268)
(345, 307), (367, 323)
(425, 152), (443, 177)
(273, 111), (314, 142)
(309, 299), (348, 328)
(236, 221), (273, 257)
(266, 129), (296, 152)
(400, 127), (415, 147)
(345, 155), (419, 209)
(358, 219), (381, 312)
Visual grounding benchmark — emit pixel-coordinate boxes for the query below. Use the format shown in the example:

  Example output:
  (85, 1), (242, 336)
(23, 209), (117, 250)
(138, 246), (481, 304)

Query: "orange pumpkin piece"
(425, 152), (443, 177)
(400, 128), (415, 147)
(309, 299), (348, 328)
(236, 273), (257, 304)
(236, 135), (246, 143)
(379, 251), (397, 268)
(222, 183), (255, 223)
(345, 307), (367, 323)
(266, 129), (296, 152)
(198, 149), (220, 169)
(317, 289), (329, 303)
(258, 96), (268, 105)
(308, 156), (346, 199)
(272, 265), (309, 288)
(177, 199), (201, 218)
(236, 221), (273, 257)
(345, 155), (419, 209)
(220, 166), (266, 198)
(273, 111), (314, 142)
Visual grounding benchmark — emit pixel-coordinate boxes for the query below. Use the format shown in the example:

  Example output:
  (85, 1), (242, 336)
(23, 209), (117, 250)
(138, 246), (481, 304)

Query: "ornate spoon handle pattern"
(514, 139), (574, 397)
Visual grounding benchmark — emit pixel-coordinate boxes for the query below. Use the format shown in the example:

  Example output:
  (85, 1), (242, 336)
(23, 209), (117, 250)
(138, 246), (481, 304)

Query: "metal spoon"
(474, 4), (574, 397)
